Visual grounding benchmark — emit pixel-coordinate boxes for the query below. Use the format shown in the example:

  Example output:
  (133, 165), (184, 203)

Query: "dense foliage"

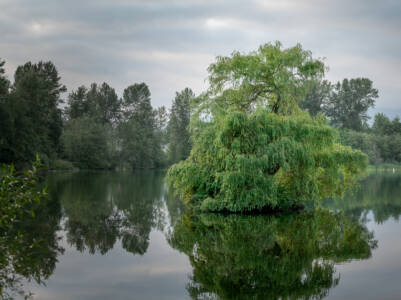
(299, 78), (401, 164)
(168, 210), (376, 300)
(338, 114), (401, 164)
(0, 61), (65, 167)
(0, 58), (193, 170)
(119, 83), (165, 169)
(300, 78), (378, 131)
(63, 82), (167, 169)
(168, 43), (368, 212)
(0, 160), (63, 299)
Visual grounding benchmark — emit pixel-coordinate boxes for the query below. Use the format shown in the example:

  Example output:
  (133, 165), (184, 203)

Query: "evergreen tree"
(167, 88), (193, 163)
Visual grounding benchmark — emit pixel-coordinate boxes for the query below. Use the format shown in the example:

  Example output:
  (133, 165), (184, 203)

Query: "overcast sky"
(1, 0), (400, 118)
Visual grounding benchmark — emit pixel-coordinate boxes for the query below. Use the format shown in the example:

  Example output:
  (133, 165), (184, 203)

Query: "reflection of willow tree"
(57, 171), (165, 255)
(168, 210), (377, 300)
(0, 194), (63, 299)
(324, 173), (401, 223)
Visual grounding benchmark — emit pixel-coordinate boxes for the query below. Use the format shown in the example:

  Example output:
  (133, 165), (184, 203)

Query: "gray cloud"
(1, 0), (400, 117)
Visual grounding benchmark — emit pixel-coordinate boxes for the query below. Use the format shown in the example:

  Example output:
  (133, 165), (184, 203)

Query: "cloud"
(0, 0), (400, 115)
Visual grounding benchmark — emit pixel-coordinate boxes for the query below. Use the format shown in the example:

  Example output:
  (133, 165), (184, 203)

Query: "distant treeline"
(300, 79), (401, 164)
(1, 58), (400, 169)
(0, 59), (192, 169)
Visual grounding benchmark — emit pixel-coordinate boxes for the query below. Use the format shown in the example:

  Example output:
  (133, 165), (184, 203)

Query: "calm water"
(6, 171), (401, 299)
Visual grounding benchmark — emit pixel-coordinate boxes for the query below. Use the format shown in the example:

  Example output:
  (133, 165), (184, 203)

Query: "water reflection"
(2, 171), (401, 299)
(51, 171), (166, 255)
(0, 194), (64, 299)
(324, 173), (401, 223)
(168, 210), (377, 300)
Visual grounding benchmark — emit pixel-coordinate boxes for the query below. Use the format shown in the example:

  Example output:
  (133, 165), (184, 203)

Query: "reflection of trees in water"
(52, 171), (166, 255)
(165, 185), (186, 227)
(0, 195), (64, 299)
(324, 173), (401, 223)
(168, 210), (377, 300)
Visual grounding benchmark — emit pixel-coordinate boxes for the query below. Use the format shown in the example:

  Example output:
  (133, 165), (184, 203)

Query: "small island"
(168, 42), (368, 212)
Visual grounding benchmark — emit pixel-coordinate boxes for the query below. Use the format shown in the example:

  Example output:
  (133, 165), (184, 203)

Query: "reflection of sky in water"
(17, 172), (401, 300)
(328, 216), (401, 300)
(29, 229), (191, 300)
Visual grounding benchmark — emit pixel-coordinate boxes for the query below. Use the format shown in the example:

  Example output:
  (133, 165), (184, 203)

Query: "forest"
(0, 53), (400, 171)
(300, 79), (401, 165)
(0, 59), (192, 170)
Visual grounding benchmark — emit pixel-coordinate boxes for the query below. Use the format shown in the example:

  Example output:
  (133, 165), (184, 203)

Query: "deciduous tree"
(167, 88), (193, 163)
(323, 78), (378, 131)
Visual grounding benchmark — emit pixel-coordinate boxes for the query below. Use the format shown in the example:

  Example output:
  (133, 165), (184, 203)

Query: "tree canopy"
(0, 61), (66, 165)
(323, 78), (378, 131)
(299, 79), (331, 116)
(197, 41), (325, 116)
(167, 42), (368, 212)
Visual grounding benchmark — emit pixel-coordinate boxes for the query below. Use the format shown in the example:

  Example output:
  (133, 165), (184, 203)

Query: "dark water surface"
(8, 171), (401, 299)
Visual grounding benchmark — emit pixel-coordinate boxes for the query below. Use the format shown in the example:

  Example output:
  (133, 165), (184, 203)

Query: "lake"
(7, 171), (401, 299)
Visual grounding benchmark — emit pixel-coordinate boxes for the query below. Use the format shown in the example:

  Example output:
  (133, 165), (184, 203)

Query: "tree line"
(300, 78), (401, 164)
(0, 58), (193, 169)
(1, 56), (400, 170)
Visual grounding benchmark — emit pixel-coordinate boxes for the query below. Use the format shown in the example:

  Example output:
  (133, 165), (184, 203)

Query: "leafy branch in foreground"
(0, 158), (63, 299)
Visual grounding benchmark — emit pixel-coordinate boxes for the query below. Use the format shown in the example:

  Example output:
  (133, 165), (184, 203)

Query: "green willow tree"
(167, 42), (368, 212)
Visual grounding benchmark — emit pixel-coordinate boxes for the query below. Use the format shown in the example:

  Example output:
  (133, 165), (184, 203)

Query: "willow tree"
(167, 42), (368, 212)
